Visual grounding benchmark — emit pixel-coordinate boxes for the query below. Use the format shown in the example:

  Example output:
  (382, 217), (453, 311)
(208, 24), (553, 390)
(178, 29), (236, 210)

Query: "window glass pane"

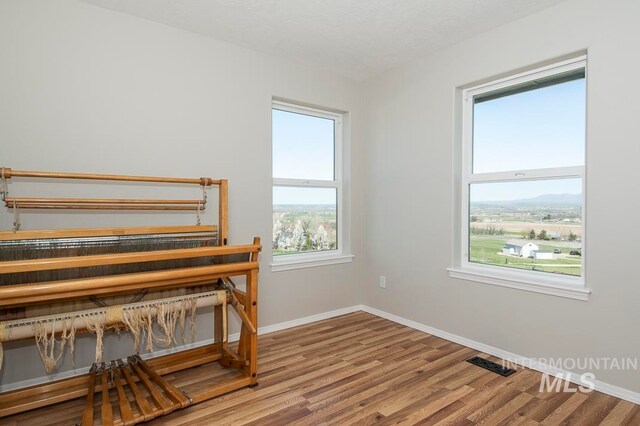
(272, 108), (335, 180)
(469, 178), (582, 276)
(273, 187), (337, 255)
(472, 72), (586, 173)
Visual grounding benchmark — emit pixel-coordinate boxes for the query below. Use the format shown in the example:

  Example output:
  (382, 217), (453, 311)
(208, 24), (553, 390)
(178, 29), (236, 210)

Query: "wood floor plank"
(600, 400), (637, 426)
(2, 311), (636, 426)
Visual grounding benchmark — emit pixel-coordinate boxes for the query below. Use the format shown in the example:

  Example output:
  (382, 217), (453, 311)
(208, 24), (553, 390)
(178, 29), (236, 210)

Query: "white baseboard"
(360, 305), (640, 405)
(255, 305), (364, 336)
(3, 304), (638, 406)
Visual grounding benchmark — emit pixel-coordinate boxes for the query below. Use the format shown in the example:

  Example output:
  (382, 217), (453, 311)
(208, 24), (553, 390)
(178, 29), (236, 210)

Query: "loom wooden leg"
(246, 268), (258, 385)
(214, 303), (223, 357)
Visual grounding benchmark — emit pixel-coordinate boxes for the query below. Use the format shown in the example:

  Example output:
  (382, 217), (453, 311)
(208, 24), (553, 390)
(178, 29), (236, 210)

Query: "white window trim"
(450, 55), (591, 301)
(271, 100), (352, 271)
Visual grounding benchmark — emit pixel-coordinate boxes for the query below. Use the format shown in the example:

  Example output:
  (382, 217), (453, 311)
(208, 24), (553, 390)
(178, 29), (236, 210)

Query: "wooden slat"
(132, 356), (190, 408)
(149, 344), (222, 376)
(100, 368), (114, 426)
(0, 261), (258, 307)
(81, 368), (97, 426)
(0, 225), (216, 241)
(112, 363), (135, 426)
(129, 361), (174, 414)
(0, 244), (259, 274)
(120, 362), (156, 421)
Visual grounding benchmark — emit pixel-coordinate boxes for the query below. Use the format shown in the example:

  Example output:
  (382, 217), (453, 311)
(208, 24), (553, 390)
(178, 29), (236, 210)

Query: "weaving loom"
(0, 168), (261, 425)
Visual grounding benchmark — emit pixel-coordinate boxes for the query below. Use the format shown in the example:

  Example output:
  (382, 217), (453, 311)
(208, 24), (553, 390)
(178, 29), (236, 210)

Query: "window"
(271, 101), (351, 271)
(449, 56), (590, 300)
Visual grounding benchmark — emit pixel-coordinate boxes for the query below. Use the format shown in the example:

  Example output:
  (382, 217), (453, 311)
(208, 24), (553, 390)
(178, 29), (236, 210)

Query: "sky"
(272, 76), (585, 205)
(273, 109), (334, 181)
(471, 76), (586, 202)
(473, 78), (585, 170)
(273, 108), (337, 205)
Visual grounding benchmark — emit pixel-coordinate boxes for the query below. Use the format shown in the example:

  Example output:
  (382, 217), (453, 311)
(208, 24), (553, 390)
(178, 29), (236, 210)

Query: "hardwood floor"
(2, 311), (639, 425)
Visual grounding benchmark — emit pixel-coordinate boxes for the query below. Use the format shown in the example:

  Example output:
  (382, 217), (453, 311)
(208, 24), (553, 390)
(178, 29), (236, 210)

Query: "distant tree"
(301, 220), (312, 250)
(529, 229), (536, 240)
(537, 229), (549, 240)
(291, 220), (306, 251)
(470, 216), (479, 222)
(312, 225), (331, 250)
(568, 230), (578, 242)
(543, 214), (552, 221)
(272, 220), (282, 250)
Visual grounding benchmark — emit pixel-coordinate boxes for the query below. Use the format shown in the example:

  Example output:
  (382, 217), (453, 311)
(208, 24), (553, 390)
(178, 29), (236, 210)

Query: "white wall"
(362, 0), (640, 394)
(0, 0), (364, 387)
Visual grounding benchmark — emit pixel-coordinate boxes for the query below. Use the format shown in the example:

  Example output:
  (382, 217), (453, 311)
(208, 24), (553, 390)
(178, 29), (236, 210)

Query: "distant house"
(532, 250), (554, 260)
(502, 240), (539, 257)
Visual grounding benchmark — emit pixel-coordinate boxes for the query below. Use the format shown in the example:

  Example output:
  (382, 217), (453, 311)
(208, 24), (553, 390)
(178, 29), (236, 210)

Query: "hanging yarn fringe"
(83, 315), (106, 364)
(121, 308), (144, 353)
(33, 318), (76, 374)
(0, 290), (221, 374)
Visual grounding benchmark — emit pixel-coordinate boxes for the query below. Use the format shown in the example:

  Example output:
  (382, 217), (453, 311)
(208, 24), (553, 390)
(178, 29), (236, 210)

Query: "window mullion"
(273, 178), (338, 188)
(467, 166), (585, 184)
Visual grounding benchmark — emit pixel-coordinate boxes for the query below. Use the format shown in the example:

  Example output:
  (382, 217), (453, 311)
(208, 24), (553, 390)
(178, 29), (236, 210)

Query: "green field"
(470, 237), (582, 276)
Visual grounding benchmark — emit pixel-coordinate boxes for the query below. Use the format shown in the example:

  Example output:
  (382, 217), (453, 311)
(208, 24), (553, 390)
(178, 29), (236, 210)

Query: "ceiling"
(79, 0), (567, 81)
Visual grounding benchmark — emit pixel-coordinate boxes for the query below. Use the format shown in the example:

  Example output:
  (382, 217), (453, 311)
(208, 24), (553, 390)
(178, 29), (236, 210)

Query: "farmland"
(470, 236), (582, 276)
(469, 195), (583, 276)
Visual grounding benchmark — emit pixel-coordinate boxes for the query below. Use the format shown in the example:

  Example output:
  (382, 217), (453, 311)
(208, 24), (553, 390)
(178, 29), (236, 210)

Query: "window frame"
(270, 100), (352, 271)
(449, 56), (591, 300)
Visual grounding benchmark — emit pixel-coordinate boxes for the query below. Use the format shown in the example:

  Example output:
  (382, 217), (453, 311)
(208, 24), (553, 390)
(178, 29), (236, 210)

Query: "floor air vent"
(466, 356), (516, 377)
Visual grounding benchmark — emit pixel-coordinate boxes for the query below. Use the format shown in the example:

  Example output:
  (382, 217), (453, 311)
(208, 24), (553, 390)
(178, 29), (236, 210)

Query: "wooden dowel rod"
(0, 244), (260, 274)
(0, 291), (225, 341)
(1, 168), (220, 186)
(0, 225), (217, 241)
(6, 197), (206, 205)
(7, 204), (201, 211)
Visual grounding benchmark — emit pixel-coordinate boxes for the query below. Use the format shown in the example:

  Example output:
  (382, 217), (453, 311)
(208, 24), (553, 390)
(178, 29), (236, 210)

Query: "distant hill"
(274, 204), (336, 211)
(472, 193), (581, 207)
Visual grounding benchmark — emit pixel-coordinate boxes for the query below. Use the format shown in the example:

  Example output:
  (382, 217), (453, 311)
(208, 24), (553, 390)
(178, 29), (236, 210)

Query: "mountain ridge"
(472, 193), (581, 206)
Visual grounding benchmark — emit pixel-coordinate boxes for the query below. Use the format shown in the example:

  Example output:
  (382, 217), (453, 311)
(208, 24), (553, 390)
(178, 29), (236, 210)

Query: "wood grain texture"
(2, 312), (637, 426)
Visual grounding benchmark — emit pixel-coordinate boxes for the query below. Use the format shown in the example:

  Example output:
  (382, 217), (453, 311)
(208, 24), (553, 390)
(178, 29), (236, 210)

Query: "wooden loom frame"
(0, 168), (261, 424)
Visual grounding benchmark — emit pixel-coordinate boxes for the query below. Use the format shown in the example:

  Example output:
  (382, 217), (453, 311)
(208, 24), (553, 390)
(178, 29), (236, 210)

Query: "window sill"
(271, 253), (354, 272)
(447, 266), (591, 301)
